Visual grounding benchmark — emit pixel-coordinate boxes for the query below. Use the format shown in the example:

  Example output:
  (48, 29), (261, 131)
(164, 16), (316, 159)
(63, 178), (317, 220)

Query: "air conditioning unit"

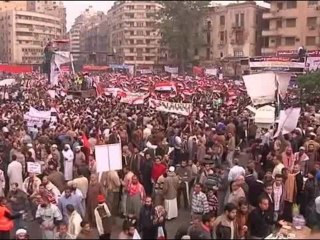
(230, 39), (235, 44)
(316, 5), (320, 10)
(309, 26), (316, 30)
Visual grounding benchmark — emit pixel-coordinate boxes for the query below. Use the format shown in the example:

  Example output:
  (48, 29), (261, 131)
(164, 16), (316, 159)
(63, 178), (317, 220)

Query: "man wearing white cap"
(294, 146), (309, 175)
(16, 228), (28, 240)
(26, 143), (35, 160)
(62, 144), (74, 181)
(162, 166), (179, 220)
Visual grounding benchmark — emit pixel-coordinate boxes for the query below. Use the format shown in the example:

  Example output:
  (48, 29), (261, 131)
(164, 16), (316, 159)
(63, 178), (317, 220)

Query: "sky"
(64, 1), (269, 31)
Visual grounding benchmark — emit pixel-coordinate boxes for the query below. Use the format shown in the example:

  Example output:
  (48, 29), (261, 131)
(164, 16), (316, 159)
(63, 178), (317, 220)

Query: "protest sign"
(95, 143), (122, 173)
(164, 66), (178, 74)
(120, 92), (149, 105)
(149, 98), (192, 116)
(27, 162), (42, 174)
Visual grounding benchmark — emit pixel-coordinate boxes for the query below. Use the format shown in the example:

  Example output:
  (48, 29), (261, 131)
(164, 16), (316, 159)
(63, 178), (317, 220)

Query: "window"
(287, 1), (297, 9)
(194, 48), (198, 55)
(307, 17), (317, 27)
(306, 36), (316, 45)
(136, 22), (144, 27)
(136, 39), (144, 44)
(286, 18), (296, 27)
(234, 50), (244, 57)
(220, 15), (225, 26)
(219, 31), (225, 42)
(240, 13), (245, 27)
(285, 37), (295, 45)
(136, 30), (144, 36)
(276, 20), (282, 28)
(308, 1), (318, 6)
(129, 48), (134, 53)
(235, 31), (244, 44)
(277, 2), (283, 10)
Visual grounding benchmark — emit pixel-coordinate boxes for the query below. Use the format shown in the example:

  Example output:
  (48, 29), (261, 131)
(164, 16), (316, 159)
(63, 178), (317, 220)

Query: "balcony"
(262, 29), (281, 37)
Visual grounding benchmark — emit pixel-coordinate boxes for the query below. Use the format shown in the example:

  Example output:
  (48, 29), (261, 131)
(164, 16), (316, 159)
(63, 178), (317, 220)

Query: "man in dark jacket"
(214, 203), (238, 239)
(248, 195), (283, 239)
(247, 171), (265, 208)
(139, 196), (156, 239)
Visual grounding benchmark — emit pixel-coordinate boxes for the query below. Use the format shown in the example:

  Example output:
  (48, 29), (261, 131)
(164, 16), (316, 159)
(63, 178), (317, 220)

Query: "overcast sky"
(64, 1), (269, 30)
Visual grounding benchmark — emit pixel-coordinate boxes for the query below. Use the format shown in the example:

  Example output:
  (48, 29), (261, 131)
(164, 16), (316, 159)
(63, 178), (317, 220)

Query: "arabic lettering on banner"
(249, 57), (305, 69)
(149, 98), (192, 116)
(164, 66), (178, 74)
(306, 56), (320, 71)
(120, 92), (149, 105)
(24, 107), (57, 127)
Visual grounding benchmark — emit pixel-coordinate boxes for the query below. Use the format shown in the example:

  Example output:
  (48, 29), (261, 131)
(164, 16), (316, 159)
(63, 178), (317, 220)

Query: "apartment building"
(199, 1), (267, 64)
(26, 1), (67, 37)
(0, 10), (62, 64)
(262, 0), (320, 55)
(105, 1), (163, 69)
(79, 12), (107, 65)
(0, 1), (27, 11)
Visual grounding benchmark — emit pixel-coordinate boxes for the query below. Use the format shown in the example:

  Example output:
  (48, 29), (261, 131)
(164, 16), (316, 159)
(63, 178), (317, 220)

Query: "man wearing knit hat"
(94, 194), (112, 239)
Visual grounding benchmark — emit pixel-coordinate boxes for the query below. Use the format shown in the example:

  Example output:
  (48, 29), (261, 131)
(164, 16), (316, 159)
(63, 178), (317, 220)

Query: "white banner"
(120, 92), (149, 105)
(254, 105), (275, 125)
(205, 68), (217, 76)
(276, 72), (292, 98)
(307, 56), (320, 71)
(50, 51), (73, 86)
(243, 72), (276, 106)
(0, 78), (15, 87)
(274, 107), (301, 138)
(249, 60), (305, 69)
(149, 98), (192, 116)
(24, 107), (57, 127)
(164, 66), (178, 74)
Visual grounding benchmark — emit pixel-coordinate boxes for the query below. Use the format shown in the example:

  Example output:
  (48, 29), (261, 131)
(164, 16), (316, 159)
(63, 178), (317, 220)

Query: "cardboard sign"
(27, 162), (42, 174)
(95, 143), (122, 173)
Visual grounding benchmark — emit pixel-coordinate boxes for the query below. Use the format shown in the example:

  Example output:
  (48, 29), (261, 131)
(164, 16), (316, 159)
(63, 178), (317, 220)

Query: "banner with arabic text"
(149, 98), (192, 116)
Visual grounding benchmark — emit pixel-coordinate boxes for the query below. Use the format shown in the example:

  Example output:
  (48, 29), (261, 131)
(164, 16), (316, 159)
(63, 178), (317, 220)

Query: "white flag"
(274, 107), (301, 138)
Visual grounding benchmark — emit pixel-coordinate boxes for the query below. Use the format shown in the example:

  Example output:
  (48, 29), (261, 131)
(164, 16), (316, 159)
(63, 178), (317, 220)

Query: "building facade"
(199, 1), (267, 64)
(26, 1), (67, 36)
(69, 6), (102, 62)
(105, 1), (163, 69)
(0, 1), (27, 11)
(262, 0), (320, 55)
(0, 10), (62, 64)
(79, 11), (107, 65)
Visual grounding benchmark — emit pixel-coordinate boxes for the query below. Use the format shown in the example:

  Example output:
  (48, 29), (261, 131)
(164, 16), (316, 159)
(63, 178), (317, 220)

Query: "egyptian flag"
(93, 81), (104, 97)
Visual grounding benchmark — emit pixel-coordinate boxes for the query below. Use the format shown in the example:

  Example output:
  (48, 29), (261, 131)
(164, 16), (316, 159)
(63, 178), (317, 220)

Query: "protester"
(94, 194), (112, 240)
(1, 67), (320, 239)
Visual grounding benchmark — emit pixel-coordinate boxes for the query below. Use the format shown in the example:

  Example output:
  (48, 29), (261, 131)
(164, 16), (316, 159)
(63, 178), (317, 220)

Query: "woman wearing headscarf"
(62, 144), (74, 181)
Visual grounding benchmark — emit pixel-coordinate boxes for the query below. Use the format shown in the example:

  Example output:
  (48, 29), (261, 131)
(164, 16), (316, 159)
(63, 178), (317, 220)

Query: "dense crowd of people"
(0, 70), (319, 240)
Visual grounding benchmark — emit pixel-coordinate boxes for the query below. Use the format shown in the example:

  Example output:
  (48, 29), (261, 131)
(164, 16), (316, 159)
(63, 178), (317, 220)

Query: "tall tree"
(156, 1), (210, 73)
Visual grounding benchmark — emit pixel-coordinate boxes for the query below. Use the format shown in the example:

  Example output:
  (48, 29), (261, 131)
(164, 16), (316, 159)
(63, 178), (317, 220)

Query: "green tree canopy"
(156, 1), (210, 73)
(298, 71), (320, 92)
